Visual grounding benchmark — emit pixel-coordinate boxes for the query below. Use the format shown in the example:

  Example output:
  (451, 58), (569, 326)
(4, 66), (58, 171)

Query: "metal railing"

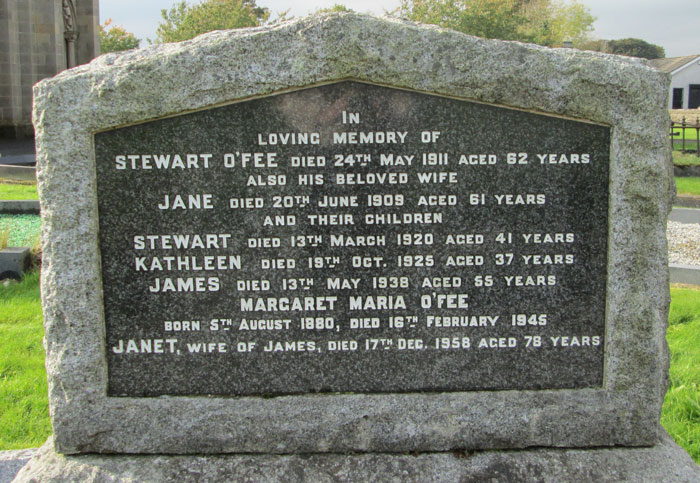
(671, 116), (700, 156)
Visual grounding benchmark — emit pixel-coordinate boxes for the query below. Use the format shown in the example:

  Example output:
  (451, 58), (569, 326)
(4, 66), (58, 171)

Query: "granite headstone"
(18, 12), (700, 482)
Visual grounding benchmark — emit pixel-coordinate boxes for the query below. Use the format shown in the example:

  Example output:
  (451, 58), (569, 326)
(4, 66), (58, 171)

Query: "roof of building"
(649, 55), (700, 73)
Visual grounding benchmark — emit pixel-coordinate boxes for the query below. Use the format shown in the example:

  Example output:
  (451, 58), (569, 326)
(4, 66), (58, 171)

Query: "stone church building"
(0, 0), (99, 138)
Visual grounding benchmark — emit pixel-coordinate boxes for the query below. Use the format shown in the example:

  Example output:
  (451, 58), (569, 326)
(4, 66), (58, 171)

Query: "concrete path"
(669, 207), (700, 224)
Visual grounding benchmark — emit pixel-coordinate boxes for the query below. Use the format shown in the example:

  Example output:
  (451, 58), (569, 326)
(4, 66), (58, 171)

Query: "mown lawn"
(663, 284), (700, 463)
(0, 182), (38, 200)
(673, 143), (700, 153)
(0, 271), (50, 450)
(676, 177), (700, 196)
(672, 126), (700, 141)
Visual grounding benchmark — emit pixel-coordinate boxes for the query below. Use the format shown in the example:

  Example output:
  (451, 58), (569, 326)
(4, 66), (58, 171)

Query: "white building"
(650, 55), (700, 109)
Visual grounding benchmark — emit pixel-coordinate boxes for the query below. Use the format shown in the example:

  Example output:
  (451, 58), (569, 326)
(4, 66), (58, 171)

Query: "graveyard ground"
(0, 272), (699, 463)
(0, 181), (37, 200)
(662, 284), (700, 462)
(0, 215), (40, 248)
(674, 152), (700, 167)
(671, 121), (700, 152)
(676, 177), (700, 196)
(0, 271), (49, 450)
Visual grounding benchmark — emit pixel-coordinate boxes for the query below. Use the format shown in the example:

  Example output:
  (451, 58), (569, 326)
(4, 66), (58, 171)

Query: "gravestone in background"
(18, 13), (700, 481)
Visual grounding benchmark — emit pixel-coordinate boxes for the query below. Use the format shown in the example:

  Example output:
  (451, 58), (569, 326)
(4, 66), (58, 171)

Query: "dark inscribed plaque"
(95, 82), (609, 396)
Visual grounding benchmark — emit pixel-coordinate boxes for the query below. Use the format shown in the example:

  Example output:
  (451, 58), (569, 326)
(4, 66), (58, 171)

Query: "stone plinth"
(15, 433), (700, 482)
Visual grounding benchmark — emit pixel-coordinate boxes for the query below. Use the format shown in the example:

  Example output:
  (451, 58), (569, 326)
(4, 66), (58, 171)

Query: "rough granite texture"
(33, 13), (673, 455)
(0, 247), (30, 280)
(0, 449), (35, 483)
(15, 433), (700, 482)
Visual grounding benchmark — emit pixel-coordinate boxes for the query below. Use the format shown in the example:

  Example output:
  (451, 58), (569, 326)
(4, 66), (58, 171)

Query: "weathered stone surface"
(15, 433), (700, 482)
(0, 247), (30, 280)
(33, 13), (673, 454)
(0, 448), (35, 483)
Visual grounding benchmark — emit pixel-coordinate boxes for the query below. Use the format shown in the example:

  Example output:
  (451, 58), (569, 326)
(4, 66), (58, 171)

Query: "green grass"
(0, 214), (41, 247)
(0, 183), (41, 248)
(673, 143), (700, 153)
(673, 151), (700, 167)
(0, 182), (38, 200)
(676, 177), (700, 196)
(663, 284), (700, 463)
(672, 127), (700, 141)
(0, 271), (50, 450)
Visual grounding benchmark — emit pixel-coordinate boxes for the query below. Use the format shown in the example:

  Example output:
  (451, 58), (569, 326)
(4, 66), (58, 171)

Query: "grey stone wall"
(0, 0), (22, 131)
(0, 0), (98, 138)
(75, 0), (99, 67)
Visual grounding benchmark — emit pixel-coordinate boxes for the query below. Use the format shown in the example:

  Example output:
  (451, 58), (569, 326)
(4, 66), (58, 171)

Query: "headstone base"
(15, 432), (700, 482)
(0, 247), (30, 281)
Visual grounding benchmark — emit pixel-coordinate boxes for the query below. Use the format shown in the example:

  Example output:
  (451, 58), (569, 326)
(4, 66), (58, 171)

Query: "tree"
(578, 38), (665, 59)
(155, 0), (271, 43)
(576, 38), (606, 53)
(607, 38), (665, 60)
(399, 0), (528, 42)
(316, 4), (354, 13)
(398, 0), (594, 46)
(518, 0), (594, 46)
(99, 19), (140, 53)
